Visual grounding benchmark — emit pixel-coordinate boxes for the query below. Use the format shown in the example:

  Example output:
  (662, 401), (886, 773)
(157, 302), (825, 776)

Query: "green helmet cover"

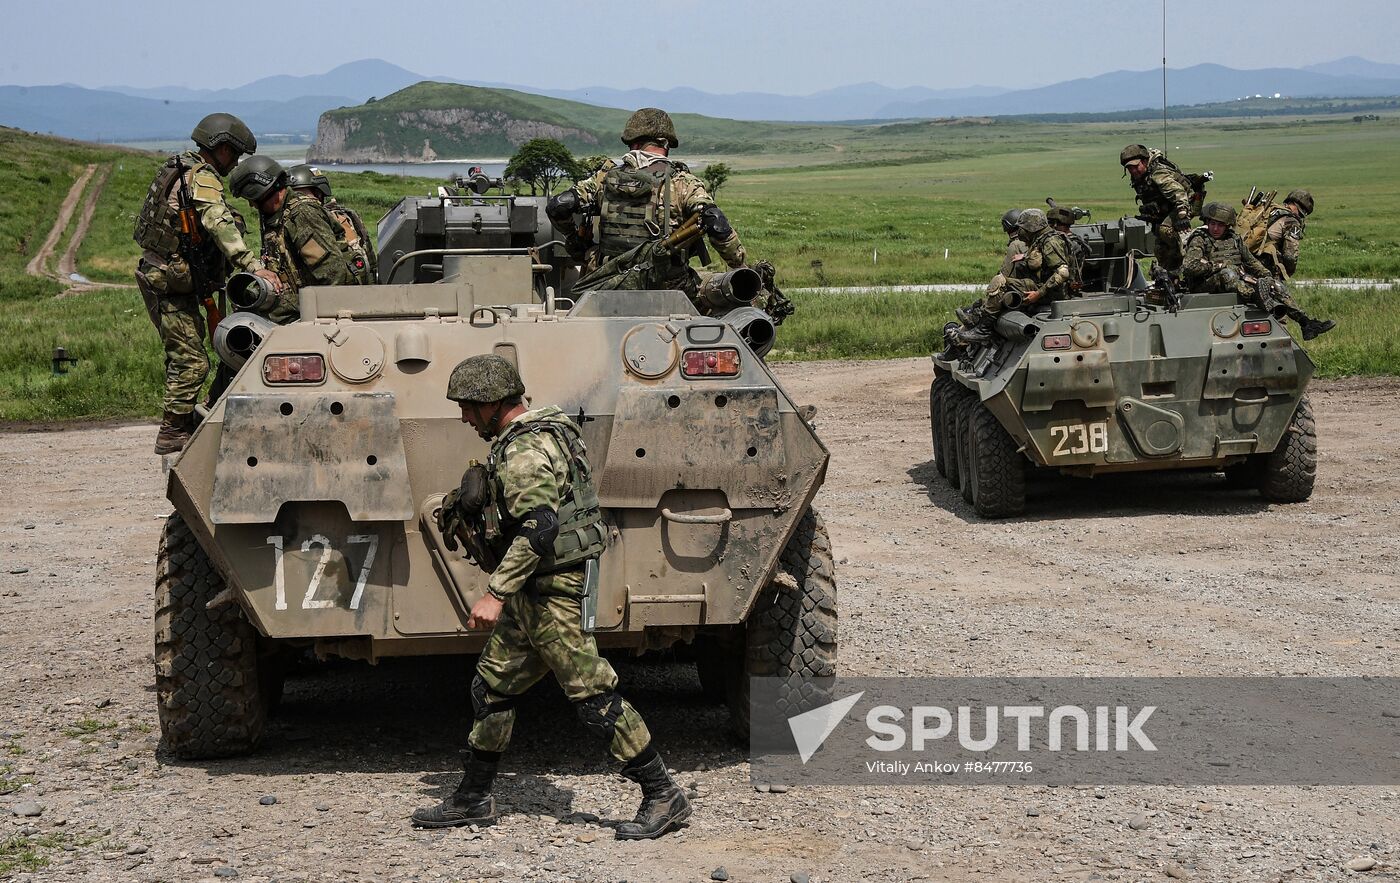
(1045, 206), (1075, 227)
(191, 112), (257, 156)
(1119, 143), (1150, 166)
(1201, 201), (1237, 225)
(1016, 208), (1048, 235)
(229, 155), (287, 203)
(286, 163), (332, 199)
(447, 355), (526, 403)
(621, 108), (679, 148)
(1285, 189), (1314, 215)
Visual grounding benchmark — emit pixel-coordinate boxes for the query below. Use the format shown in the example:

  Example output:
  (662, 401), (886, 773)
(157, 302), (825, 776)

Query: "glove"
(436, 489), (463, 551)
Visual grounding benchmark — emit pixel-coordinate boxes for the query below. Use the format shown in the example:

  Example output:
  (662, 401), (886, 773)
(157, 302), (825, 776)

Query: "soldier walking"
(132, 113), (283, 454)
(413, 355), (691, 840)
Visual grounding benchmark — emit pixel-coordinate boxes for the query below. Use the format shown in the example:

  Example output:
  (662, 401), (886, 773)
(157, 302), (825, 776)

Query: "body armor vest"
(1187, 228), (1251, 270)
(488, 418), (608, 575)
(1131, 153), (1195, 222)
(133, 154), (221, 265)
(598, 162), (675, 259)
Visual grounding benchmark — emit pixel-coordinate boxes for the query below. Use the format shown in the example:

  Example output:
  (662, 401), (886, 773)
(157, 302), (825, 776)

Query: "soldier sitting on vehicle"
(1182, 202), (1334, 340)
(1046, 206), (1088, 295)
(286, 163), (378, 281)
(229, 156), (369, 322)
(941, 209), (1072, 355)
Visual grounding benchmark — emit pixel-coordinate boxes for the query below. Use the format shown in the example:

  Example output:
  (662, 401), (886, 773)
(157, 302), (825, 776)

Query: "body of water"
(316, 160), (509, 179)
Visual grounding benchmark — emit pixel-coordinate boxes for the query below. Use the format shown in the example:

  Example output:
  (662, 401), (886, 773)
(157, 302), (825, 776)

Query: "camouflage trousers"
(980, 275), (1039, 315)
(135, 263), (209, 414)
(1152, 217), (1186, 272)
(468, 570), (652, 764)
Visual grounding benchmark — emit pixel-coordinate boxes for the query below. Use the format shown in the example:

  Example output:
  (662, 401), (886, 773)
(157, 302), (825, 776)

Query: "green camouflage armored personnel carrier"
(157, 190), (834, 757)
(930, 216), (1317, 518)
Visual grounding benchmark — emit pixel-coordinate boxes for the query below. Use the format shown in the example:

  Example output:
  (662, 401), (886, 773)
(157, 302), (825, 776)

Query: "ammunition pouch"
(458, 463), (491, 514)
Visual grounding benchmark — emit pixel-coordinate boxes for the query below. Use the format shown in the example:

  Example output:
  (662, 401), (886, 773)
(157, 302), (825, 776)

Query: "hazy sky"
(3, 0), (1397, 94)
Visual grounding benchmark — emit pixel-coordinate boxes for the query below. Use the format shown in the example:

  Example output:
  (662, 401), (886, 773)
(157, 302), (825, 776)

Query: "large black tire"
(956, 395), (975, 504)
(930, 375), (952, 478)
(154, 513), (267, 759)
(967, 402), (1027, 518)
(942, 387), (970, 489)
(1257, 394), (1317, 503)
(727, 507), (838, 741)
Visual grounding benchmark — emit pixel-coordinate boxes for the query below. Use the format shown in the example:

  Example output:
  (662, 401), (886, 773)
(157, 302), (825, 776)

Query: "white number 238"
(1049, 422), (1108, 456)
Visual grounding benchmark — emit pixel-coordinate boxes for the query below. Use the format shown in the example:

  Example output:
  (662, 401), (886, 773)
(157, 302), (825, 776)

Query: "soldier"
(545, 108), (746, 277)
(287, 163), (379, 280)
(998, 208), (1027, 276)
(1254, 189), (1314, 279)
(132, 112), (284, 455)
(1120, 143), (1200, 273)
(1046, 205), (1088, 294)
(936, 209), (1029, 359)
(228, 156), (367, 322)
(1183, 202), (1334, 340)
(953, 209), (1072, 348)
(412, 355), (690, 840)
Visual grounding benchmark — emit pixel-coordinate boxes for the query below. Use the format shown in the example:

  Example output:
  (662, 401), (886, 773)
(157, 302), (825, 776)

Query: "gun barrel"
(697, 267), (762, 310)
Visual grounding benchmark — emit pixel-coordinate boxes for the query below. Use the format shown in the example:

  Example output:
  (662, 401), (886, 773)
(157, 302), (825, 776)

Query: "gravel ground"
(1, 360), (1397, 882)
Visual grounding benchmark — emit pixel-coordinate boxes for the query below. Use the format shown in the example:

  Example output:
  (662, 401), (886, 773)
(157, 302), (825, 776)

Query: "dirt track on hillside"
(1, 361), (1396, 882)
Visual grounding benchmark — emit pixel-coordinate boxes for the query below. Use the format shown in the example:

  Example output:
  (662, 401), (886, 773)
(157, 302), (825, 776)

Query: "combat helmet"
(1016, 208), (1048, 235)
(1120, 143), (1151, 166)
(229, 156), (287, 203)
(1045, 206), (1075, 227)
(287, 163), (332, 200)
(1201, 201), (1237, 225)
(191, 113), (257, 156)
(447, 355), (526, 403)
(1285, 189), (1314, 215)
(621, 108), (679, 148)
(1000, 209), (1023, 236)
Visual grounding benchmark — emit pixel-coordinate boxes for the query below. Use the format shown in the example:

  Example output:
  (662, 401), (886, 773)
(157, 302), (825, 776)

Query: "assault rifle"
(1151, 264), (1182, 314)
(172, 156), (224, 338)
(573, 212), (705, 293)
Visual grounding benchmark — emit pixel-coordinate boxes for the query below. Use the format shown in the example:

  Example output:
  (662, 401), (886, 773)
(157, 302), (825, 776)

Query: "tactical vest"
(1186, 228), (1250, 271)
(488, 417), (608, 576)
(133, 154), (216, 259)
(1131, 153), (1196, 221)
(598, 162), (676, 259)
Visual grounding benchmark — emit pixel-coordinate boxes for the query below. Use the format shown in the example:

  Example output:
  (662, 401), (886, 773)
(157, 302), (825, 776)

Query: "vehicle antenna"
(1162, 0), (1169, 150)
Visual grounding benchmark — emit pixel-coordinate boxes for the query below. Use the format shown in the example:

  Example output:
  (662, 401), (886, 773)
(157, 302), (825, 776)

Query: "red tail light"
(1041, 334), (1072, 350)
(263, 354), (326, 384)
(682, 348), (741, 378)
(1241, 320), (1272, 336)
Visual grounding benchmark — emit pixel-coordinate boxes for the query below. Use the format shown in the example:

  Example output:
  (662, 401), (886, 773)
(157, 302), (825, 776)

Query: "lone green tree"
(504, 138), (581, 196)
(701, 162), (732, 198)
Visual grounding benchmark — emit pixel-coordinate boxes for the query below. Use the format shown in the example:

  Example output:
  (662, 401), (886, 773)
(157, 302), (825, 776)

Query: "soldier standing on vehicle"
(1254, 189), (1315, 279)
(228, 156), (367, 322)
(951, 209), (1072, 348)
(412, 355), (691, 840)
(1120, 143), (1202, 273)
(286, 163), (378, 280)
(1183, 202), (1335, 340)
(132, 113), (284, 455)
(1046, 205), (1088, 294)
(545, 108), (746, 274)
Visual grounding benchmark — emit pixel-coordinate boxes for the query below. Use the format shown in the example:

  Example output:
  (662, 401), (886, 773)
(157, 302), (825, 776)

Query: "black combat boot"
(410, 749), (499, 828)
(615, 746), (691, 840)
(955, 312), (998, 347)
(153, 410), (194, 455)
(935, 322), (966, 361)
(1300, 317), (1336, 341)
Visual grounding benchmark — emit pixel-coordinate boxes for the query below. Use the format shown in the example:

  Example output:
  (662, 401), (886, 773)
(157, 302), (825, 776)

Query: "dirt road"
(23, 164), (96, 280)
(1, 360), (1396, 881)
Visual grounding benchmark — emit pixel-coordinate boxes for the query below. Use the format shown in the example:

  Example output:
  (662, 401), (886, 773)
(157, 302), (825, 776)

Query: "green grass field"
(1, 112), (1398, 421)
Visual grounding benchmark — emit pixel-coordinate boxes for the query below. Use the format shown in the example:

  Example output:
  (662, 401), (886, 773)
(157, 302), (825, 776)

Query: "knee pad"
(575, 691), (625, 740)
(471, 673), (517, 723)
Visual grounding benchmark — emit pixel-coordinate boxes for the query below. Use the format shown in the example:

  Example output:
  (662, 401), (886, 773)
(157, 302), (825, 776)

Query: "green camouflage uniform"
(999, 235), (1028, 277)
(572, 151), (746, 271)
(326, 197), (378, 281)
(1182, 227), (1272, 297)
(134, 150), (260, 414)
(983, 228), (1072, 313)
(1257, 208), (1305, 278)
(1129, 151), (1197, 271)
(468, 406), (651, 764)
(259, 190), (363, 322)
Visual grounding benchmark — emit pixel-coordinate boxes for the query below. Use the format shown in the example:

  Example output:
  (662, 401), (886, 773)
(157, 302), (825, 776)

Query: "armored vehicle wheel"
(955, 396), (976, 504)
(1257, 394), (1317, 503)
(727, 507), (838, 741)
(967, 403), (1026, 518)
(942, 387), (971, 489)
(154, 512), (267, 759)
(930, 375), (953, 478)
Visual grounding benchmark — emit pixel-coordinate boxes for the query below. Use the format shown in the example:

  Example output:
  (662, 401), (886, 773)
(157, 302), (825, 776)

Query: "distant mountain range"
(4, 56), (1399, 142)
